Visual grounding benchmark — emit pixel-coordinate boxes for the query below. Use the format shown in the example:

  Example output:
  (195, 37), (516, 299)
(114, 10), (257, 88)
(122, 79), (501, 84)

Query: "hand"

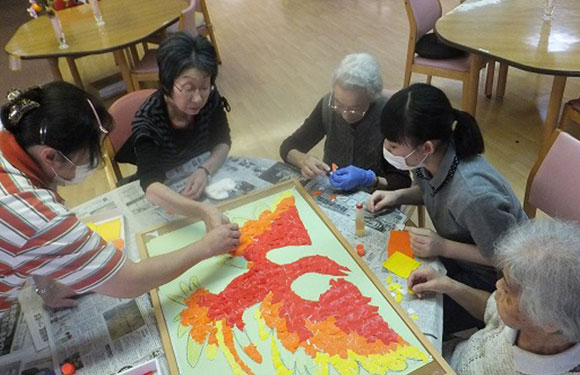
(34, 275), (78, 309)
(203, 206), (230, 232)
(329, 165), (376, 191)
(407, 227), (445, 258)
(367, 190), (400, 212)
(203, 223), (241, 256)
(300, 155), (330, 179)
(408, 266), (452, 298)
(181, 169), (209, 200)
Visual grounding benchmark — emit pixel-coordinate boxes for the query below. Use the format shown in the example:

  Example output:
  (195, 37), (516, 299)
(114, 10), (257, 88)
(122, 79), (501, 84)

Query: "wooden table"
(5, 0), (187, 91)
(436, 0), (580, 149)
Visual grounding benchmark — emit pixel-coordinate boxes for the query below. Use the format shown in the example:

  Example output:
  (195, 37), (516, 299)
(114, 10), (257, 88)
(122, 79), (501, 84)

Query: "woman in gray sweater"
(279, 53), (411, 191)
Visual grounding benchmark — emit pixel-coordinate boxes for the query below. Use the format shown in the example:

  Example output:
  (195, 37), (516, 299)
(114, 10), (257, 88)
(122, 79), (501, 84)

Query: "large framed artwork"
(137, 180), (454, 375)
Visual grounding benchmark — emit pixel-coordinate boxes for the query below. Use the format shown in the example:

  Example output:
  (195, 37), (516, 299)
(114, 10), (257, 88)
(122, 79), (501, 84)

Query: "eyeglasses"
(40, 98), (109, 160)
(174, 83), (214, 97)
(328, 93), (367, 119)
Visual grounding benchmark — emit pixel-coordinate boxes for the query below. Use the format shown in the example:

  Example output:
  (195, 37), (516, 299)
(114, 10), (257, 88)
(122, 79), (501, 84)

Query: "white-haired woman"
(279, 53), (411, 191)
(408, 219), (580, 375)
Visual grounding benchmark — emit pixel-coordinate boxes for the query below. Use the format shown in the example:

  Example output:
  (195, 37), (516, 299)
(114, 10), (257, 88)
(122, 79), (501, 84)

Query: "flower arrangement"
(27, 0), (84, 18)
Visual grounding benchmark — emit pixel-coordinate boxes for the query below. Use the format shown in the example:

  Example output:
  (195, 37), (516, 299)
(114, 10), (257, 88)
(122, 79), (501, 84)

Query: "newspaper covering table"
(0, 156), (444, 375)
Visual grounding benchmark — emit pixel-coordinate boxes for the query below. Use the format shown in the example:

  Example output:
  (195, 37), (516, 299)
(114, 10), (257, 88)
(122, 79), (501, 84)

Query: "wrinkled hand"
(204, 223), (241, 256)
(34, 275), (79, 309)
(407, 227), (445, 258)
(181, 169), (209, 200)
(330, 165), (375, 191)
(408, 266), (451, 298)
(367, 190), (400, 213)
(300, 155), (330, 179)
(203, 206), (230, 232)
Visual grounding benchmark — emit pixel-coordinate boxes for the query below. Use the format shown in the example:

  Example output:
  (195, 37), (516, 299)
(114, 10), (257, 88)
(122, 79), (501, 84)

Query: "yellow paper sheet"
(382, 251), (420, 279)
(87, 219), (122, 242)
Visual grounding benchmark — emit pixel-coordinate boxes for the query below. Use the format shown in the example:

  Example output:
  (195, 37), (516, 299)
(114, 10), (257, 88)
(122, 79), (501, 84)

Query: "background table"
(5, 0), (187, 90)
(435, 0), (580, 148)
(0, 156), (444, 375)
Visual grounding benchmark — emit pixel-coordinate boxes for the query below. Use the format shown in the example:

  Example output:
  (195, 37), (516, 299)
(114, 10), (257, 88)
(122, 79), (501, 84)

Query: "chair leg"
(131, 76), (141, 91)
(207, 26), (222, 64)
(403, 67), (412, 88)
(426, 75), (432, 85)
(523, 201), (537, 219)
(463, 54), (483, 116)
(484, 60), (495, 99)
(559, 104), (571, 132)
(496, 63), (508, 98)
(417, 205), (425, 228)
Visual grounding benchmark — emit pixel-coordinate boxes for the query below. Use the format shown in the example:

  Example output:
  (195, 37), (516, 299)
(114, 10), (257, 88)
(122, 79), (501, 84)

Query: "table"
(0, 156), (443, 375)
(4, 0), (187, 90)
(435, 0), (580, 148)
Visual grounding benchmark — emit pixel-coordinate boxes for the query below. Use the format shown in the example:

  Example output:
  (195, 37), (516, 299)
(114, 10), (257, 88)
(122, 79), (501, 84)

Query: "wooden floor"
(5, 0), (579, 207)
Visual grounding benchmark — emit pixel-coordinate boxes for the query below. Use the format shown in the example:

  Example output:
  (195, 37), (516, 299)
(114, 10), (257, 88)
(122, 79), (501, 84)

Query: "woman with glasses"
(118, 32), (232, 207)
(368, 83), (527, 336)
(279, 53), (411, 191)
(0, 82), (240, 318)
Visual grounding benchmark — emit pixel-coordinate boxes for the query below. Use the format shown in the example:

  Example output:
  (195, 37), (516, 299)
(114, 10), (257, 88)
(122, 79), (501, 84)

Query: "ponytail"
(381, 83), (485, 159)
(452, 109), (484, 159)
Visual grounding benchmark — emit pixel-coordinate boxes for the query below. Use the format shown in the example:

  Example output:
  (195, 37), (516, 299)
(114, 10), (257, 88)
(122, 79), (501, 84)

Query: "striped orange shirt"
(0, 131), (126, 315)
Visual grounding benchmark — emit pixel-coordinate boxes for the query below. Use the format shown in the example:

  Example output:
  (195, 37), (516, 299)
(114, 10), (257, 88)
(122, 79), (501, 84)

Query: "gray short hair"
(495, 219), (580, 342)
(331, 53), (383, 100)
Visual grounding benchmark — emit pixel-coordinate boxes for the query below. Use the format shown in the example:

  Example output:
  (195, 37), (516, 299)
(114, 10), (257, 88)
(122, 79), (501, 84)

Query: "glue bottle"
(355, 204), (366, 237)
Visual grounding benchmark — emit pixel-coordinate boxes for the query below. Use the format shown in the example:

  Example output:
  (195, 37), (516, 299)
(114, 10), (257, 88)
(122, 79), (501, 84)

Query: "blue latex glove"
(329, 165), (376, 190)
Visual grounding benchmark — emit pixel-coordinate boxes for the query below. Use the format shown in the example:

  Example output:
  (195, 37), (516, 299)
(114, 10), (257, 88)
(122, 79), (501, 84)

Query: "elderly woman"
(279, 53), (411, 191)
(118, 32), (231, 207)
(409, 219), (580, 375)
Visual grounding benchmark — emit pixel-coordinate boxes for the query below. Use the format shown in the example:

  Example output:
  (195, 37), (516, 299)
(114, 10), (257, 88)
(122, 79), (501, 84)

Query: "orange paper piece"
(329, 194), (337, 201)
(356, 244), (365, 256)
(382, 252), (420, 279)
(243, 343), (263, 363)
(112, 238), (125, 250)
(387, 231), (414, 258)
(331, 163), (338, 172)
(311, 190), (322, 196)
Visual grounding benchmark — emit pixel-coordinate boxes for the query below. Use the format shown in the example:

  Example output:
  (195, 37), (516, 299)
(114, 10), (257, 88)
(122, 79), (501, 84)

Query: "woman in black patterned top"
(119, 32), (232, 227)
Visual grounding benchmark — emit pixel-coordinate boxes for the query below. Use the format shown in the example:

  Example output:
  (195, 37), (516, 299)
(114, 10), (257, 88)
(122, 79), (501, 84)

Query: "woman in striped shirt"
(0, 82), (240, 316)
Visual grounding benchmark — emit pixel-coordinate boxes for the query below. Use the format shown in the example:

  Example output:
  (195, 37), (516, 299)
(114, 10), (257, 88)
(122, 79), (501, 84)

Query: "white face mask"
(383, 147), (428, 171)
(51, 153), (96, 186)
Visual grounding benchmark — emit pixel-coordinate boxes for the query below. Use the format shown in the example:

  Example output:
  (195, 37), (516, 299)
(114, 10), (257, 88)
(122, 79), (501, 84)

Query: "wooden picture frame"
(137, 180), (454, 375)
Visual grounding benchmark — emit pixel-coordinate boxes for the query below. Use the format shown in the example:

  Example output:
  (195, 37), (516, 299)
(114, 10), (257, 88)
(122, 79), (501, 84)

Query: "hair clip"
(8, 98), (40, 125)
(6, 88), (23, 104)
(451, 120), (458, 132)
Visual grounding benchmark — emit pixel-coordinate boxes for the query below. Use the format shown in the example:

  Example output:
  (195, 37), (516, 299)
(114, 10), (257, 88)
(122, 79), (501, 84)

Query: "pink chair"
(129, 1), (199, 90)
(523, 129), (580, 220)
(403, 0), (505, 115)
(102, 89), (155, 188)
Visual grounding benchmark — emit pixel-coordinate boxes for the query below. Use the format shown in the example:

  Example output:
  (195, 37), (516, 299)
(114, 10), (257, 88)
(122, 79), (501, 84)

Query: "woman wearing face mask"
(0, 82), (240, 318)
(368, 83), (527, 336)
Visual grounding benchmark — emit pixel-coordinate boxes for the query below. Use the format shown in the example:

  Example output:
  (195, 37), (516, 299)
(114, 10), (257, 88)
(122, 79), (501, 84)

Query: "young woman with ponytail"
(368, 83), (527, 336)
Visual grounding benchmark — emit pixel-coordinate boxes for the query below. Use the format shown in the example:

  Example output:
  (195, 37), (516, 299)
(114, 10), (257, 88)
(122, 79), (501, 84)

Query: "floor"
(2, 0), (579, 208)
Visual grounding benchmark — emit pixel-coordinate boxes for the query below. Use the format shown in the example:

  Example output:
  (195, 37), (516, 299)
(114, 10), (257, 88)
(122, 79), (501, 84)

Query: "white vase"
(48, 13), (69, 49)
(88, 0), (105, 26)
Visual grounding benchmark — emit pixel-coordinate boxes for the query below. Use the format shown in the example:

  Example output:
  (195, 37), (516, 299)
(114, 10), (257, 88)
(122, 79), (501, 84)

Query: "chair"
(403, 0), (493, 116)
(523, 129), (580, 220)
(129, 0), (200, 90)
(102, 89), (156, 188)
(559, 98), (580, 133)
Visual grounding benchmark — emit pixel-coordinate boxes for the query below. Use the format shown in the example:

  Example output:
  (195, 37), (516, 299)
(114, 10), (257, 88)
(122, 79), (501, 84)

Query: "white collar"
(503, 327), (580, 374)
